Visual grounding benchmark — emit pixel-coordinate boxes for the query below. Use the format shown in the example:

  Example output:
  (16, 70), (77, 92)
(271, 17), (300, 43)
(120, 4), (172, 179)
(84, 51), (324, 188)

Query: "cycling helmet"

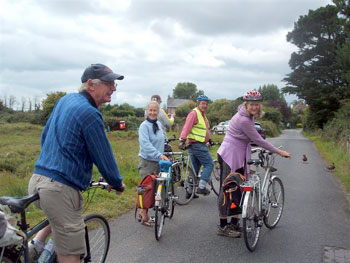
(242, 90), (262, 101)
(196, 95), (210, 102)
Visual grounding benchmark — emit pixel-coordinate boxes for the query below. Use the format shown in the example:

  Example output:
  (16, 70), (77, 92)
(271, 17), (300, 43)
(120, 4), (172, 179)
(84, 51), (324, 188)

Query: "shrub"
(259, 120), (280, 137)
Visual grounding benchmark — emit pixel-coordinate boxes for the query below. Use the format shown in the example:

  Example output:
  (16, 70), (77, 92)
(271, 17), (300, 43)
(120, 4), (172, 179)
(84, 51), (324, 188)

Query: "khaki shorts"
(138, 157), (160, 179)
(28, 174), (86, 255)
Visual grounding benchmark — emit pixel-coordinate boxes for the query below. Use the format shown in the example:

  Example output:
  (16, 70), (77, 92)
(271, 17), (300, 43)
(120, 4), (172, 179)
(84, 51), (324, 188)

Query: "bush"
(103, 115), (143, 131)
(322, 102), (350, 148)
(262, 107), (282, 125)
(259, 120), (280, 137)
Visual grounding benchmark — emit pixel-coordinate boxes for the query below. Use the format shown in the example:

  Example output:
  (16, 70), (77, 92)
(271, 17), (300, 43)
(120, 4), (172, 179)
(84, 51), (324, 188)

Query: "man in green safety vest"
(179, 95), (214, 197)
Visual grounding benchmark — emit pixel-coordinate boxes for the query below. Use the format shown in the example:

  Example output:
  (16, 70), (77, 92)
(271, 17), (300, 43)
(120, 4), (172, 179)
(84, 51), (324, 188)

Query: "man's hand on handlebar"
(107, 183), (125, 195)
(179, 139), (187, 150)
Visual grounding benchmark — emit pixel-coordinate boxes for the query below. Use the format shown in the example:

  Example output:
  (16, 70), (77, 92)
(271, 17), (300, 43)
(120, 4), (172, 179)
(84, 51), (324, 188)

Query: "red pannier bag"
(136, 174), (157, 210)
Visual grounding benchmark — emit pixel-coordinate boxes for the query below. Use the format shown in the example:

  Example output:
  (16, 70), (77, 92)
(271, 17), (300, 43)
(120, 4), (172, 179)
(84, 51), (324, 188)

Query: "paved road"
(107, 130), (350, 263)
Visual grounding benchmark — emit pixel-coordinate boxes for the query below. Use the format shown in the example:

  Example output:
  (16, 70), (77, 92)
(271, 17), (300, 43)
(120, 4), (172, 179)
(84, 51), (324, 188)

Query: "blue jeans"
(188, 143), (214, 183)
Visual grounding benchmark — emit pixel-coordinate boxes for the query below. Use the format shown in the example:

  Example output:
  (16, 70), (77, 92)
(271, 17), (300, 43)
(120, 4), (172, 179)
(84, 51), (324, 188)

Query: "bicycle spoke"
(173, 164), (196, 205)
(209, 160), (220, 196)
(243, 191), (261, 252)
(264, 177), (284, 229)
(82, 214), (110, 263)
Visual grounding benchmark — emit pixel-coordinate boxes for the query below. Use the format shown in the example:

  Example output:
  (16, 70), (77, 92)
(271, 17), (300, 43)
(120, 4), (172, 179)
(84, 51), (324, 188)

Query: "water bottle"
(37, 239), (54, 263)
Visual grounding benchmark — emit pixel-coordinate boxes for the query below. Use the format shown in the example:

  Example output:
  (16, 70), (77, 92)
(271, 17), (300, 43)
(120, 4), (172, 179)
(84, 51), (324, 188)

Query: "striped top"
(34, 92), (123, 191)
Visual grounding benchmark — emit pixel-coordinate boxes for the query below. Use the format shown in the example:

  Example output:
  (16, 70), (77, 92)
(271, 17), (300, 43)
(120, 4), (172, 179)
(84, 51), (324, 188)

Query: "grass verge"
(303, 130), (350, 194)
(0, 123), (225, 226)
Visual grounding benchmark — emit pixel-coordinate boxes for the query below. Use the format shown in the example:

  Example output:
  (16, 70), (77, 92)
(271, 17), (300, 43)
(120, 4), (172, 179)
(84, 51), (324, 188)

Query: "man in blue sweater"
(28, 64), (125, 263)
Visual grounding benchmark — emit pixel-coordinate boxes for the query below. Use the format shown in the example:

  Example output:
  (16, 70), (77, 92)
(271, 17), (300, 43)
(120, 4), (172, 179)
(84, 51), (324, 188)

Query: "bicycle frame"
(155, 169), (172, 208)
(241, 148), (278, 219)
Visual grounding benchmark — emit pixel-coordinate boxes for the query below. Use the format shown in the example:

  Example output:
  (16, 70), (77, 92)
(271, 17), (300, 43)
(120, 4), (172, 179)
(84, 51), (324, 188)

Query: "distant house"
(167, 98), (192, 114)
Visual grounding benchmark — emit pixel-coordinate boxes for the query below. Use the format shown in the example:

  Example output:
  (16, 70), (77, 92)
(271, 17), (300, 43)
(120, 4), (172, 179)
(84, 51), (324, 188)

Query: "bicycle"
(0, 180), (112, 263)
(164, 138), (221, 204)
(240, 147), (285, 252)
(163, 137), (196, 205)
(199, 142), (221, 197)
(153, 160), (177, 241)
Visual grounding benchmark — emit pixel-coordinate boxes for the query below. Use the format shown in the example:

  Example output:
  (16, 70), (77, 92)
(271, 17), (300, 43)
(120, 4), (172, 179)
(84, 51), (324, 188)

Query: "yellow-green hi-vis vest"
(188, 108), (208, 142)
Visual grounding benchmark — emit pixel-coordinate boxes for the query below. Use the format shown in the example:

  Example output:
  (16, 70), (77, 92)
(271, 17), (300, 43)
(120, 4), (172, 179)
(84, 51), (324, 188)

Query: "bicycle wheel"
(154, 181), (166, 241)
(0, 247), (20, 263)
(154, 206), (165, 241)
(243, 190), (261, 252)
(173, 163), (196, 205)
(82, 214), (110, 263)
(209, 160), (220, 196)
(167, 180), (175, 219)
(264, 177), (284, 229)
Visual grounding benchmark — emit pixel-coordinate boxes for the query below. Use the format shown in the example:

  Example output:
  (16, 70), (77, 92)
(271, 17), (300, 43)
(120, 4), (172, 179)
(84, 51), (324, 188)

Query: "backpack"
(218, 172), (246, 217)
(136, 174), (157, 210)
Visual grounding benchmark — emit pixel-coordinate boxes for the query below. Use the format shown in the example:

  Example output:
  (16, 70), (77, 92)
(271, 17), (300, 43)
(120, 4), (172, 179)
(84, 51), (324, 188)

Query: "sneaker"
(185, 192), (199, 199)
(196, 187), (210, 195)
(227, 223), (242, 232)
(217, 225), (241, 238)
(28, 239), (44, 262)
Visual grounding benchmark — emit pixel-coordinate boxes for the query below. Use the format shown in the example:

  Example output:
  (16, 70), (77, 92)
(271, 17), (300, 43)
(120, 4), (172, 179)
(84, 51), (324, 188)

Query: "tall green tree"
(172, 82), (204, 100)
(258, 84), (282, 101)
(334, 0), (350, 95)
(283, 4), (347, 128)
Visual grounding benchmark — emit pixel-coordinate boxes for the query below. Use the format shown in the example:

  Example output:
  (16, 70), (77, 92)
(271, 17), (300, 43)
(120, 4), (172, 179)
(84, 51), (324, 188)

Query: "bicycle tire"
(209, 160), (220, 196)
(243, 190), (261, 252)
(0, 247), (20, 263)
(264, 177), (284, 229)
(173, 164), (196, 205)
(81, 214), (110, 263)
(167, 180), (175, 219)
(154, 206), (165, 241)
(154, 180), (166, 241)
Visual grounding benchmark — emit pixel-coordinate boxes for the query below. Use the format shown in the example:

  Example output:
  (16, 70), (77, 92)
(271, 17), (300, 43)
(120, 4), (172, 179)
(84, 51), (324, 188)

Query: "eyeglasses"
(101, 81), (117, 88)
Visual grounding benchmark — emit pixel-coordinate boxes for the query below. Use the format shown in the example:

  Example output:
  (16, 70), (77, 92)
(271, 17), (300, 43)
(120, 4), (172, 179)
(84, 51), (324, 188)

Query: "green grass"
(303, 130), (350, 194)
(0, 123), (142, 225)
(0, 123), (226, 225)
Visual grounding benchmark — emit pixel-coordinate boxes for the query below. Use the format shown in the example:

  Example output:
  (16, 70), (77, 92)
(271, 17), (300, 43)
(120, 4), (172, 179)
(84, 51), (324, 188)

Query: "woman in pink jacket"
(216, 90), (290, 238)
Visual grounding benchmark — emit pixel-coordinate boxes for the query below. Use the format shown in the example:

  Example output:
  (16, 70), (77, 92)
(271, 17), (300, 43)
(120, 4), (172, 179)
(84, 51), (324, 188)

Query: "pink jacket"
(217, 104), (278, 178)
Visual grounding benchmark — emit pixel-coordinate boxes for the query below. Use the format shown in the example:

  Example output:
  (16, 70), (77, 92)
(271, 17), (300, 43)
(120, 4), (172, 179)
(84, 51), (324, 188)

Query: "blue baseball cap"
(81, 63), (124, 83)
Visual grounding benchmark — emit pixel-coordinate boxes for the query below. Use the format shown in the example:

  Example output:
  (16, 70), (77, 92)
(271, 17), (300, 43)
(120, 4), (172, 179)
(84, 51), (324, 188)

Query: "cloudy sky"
(0, 0), (332, 109)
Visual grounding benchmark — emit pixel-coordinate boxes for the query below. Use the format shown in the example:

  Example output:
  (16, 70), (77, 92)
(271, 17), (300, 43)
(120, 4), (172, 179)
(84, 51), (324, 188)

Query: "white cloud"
(0, 0), (333, 108)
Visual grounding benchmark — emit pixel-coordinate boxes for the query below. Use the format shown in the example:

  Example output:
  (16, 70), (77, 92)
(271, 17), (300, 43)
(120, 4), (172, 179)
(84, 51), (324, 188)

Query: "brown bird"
(326, 162), (335, 171)
(302, 154), (308, 163)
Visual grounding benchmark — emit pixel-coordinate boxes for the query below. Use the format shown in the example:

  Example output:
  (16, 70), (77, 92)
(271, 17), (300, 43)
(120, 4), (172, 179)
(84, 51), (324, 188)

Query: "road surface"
(106, 129), (350, 263)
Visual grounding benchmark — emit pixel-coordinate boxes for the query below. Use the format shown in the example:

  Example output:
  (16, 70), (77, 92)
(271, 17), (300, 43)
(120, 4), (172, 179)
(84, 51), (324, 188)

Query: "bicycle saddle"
(0, 193), (39, 213)
(247, 159), (263, 166)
